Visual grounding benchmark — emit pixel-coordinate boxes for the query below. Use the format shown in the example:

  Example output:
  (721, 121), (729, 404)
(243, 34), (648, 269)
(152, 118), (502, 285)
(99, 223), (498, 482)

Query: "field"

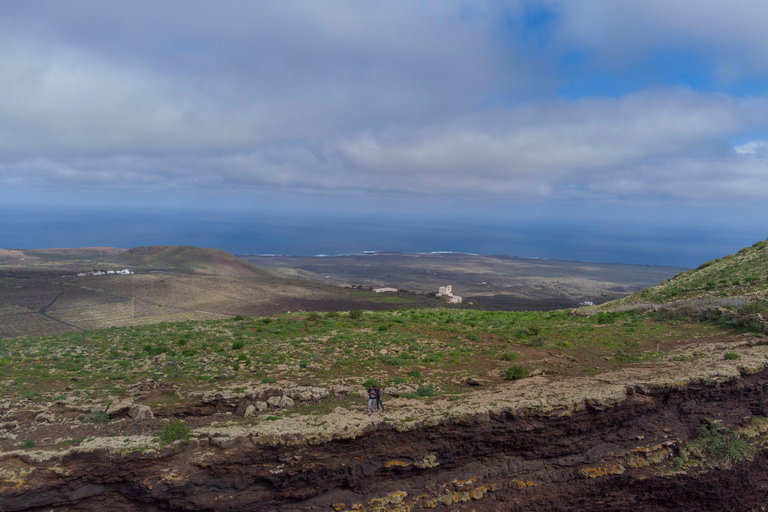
(243, 252), (684, 307)
(1, 305), (736, 401)
(0, 268), (376, 338)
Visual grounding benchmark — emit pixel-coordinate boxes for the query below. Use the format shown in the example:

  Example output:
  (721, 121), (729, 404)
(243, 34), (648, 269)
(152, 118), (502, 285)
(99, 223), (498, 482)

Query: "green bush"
(261, 376), (277, 384)
(393, 376), (407, 384)
(505, 366), (529, 381)
(87, 410), (110, 424)
(416, 384), (435, 397)
(348, 310), (364, 320)
(693, 421), (755, 465)
(408, 369), (422, 379)
(232, 340), (244, 350)
(233, 315), (245, 321)
(724, 353), (740, 360)
(500, 352), (521, 362)
(156, 420), (191, 446)
(20, 440), (36, 449)
(307, 312), (320, 321)
(363, 378), (379, 389)
(738, 302), (768, 315)
(325, 311), (339, 319)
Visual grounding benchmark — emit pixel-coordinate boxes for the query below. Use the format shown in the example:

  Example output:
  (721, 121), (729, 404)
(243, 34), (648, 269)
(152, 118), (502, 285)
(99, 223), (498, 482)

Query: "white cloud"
(1, 1), (768, 206)
(734, 140), (768, 155)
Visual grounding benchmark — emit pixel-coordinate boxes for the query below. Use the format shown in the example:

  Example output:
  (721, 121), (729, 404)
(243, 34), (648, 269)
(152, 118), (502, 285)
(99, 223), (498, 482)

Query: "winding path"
(38, 282), (84, 332)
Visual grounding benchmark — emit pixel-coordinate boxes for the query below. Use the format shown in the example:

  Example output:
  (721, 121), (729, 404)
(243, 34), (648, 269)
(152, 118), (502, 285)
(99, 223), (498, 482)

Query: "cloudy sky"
(2, 1), (767, 265)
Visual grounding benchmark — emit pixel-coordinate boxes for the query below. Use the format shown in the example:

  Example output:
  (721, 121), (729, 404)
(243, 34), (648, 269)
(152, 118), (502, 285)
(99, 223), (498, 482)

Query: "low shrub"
(363, 378), (379, 389)
(232, 340), (244, 350)
(738, 302), (768, 315)
(87, 410), (110, 424)
(408, 369), (422, 379)
(156, 420), (191, 446)
(692, 421), (755, 465)
(348, 310), (364, 320)
(724, 353), (740, 360)
(20, 440), (36, 449)
(416, 384), (435, 397)
(261, 376), (277, 384)
(505, 366), (529, 381)
(500, 352), (521, 362)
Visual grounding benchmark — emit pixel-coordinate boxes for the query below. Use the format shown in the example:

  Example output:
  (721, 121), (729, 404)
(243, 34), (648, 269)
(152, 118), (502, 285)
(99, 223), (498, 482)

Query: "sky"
(1, 1), (767, 266)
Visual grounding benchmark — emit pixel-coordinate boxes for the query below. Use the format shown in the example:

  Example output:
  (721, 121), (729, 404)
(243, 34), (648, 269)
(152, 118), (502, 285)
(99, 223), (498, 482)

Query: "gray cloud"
(1, 1), (768, 206)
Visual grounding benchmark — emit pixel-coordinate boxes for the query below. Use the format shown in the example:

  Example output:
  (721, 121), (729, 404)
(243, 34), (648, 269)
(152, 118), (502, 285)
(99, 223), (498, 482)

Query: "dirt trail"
(37, 282), (83, 331)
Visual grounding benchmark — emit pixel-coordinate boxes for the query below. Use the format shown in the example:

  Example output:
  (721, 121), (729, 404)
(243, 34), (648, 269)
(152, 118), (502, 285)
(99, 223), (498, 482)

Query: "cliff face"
(4, 366), (768, 512)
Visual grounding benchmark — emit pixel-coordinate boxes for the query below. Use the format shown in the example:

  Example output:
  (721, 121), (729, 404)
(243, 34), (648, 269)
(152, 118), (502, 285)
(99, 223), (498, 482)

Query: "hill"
(0, 247), (126, 265)
(618, 238), (768, 304)
(109, 245), (273, 278)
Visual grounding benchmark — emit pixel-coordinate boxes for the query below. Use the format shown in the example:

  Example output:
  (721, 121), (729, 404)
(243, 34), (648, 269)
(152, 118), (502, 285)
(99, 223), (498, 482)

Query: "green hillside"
(620, 238), (768, 304)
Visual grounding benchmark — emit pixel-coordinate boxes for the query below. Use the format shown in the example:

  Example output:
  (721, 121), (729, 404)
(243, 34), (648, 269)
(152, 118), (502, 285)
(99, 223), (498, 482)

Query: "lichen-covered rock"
(106, 398), (134, 415)
(34, 411), (56, 423)
(128, 405), (154, 421)
(243, 405), (256, 418)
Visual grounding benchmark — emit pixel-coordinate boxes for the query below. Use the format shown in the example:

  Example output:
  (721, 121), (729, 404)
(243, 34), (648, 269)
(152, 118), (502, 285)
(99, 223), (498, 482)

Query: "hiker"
(367, 385), (377, 414)
(375, 386), (385, 413)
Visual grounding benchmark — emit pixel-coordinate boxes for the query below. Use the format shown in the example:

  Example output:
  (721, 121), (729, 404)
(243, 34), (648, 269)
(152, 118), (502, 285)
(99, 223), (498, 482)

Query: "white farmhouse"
(373, 287), (398, 293)
(436, 285), (462, 304)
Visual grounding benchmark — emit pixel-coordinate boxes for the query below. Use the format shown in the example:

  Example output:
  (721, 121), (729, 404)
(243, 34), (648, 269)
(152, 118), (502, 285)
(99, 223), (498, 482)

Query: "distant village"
(77, 269), (134, 276)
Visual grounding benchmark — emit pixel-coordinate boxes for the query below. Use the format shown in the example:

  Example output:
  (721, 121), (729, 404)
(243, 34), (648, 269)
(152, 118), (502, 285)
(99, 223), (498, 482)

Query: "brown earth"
(3, 335), (768, 511)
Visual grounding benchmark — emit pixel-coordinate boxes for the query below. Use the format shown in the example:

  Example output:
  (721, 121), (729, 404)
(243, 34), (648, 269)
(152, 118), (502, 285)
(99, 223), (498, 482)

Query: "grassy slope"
(1, 307), (730, 399)
(617, 238), (768, 304)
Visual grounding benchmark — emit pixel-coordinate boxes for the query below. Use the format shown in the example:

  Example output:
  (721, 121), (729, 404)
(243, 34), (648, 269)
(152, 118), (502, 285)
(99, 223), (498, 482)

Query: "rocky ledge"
(3, 335), (768, 511)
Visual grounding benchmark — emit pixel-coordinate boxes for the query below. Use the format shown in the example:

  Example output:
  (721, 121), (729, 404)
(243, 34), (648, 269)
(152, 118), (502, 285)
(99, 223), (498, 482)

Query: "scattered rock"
(243, 405), (256, 418)
(34, 412), (56, 424)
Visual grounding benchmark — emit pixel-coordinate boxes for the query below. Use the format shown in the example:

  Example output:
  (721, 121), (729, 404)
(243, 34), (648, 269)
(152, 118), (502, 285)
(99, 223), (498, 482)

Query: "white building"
(373, 287), (398, 293)
(436, 285), (462, 304)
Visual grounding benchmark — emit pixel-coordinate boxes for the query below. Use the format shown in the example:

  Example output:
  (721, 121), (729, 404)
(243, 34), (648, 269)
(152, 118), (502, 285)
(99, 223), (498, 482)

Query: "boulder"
(255, 401), (268, 411)
(128, 405), (154, 421)
(106, 398), (134, 416)
(333, 385), (356, 395)
(267, 396), (282, 408)
(279, 396), (295, 408)
(34, 411), (56, 423)
(243, 405), (256, 418)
